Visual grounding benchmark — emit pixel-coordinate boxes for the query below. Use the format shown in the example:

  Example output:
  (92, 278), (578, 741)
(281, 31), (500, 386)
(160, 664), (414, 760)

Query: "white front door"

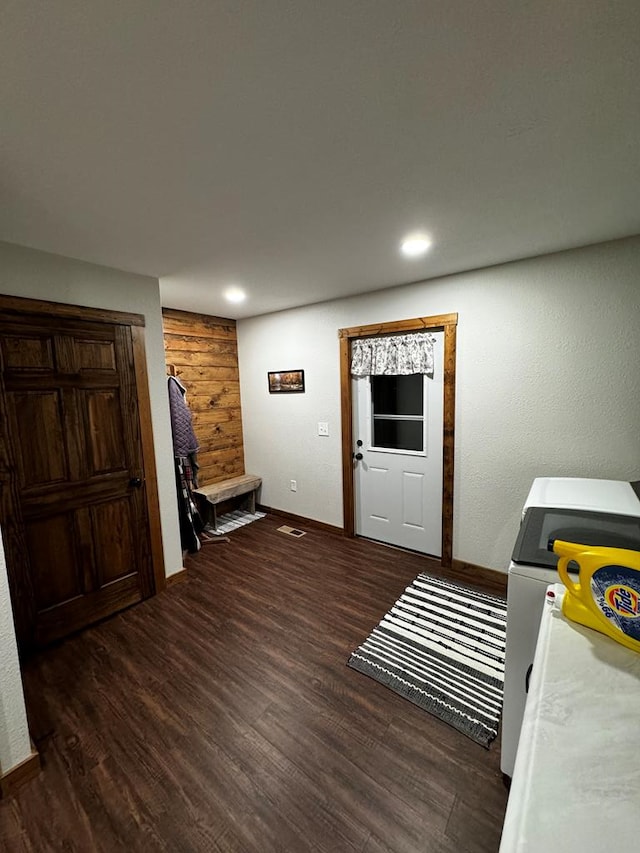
(353, 331), (444, 557)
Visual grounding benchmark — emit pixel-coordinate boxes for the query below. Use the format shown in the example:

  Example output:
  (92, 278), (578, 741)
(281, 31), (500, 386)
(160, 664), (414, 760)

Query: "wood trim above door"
(338, 312), (458, 339)
(339, 313), (458, 568)
(0, 293), (145, 327)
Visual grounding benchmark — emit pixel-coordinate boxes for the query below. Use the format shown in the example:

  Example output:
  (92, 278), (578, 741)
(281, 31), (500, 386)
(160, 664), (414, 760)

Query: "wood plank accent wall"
(162, 309), (245, 486)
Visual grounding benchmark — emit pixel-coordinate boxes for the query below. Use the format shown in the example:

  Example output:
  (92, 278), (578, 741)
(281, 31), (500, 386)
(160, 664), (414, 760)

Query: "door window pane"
(371, 374), (423, 415)
(373, 418), (423, 451)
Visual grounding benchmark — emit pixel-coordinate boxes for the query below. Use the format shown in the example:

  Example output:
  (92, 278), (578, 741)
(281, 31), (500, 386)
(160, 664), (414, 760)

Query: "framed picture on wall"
(267, 370), (305, 393)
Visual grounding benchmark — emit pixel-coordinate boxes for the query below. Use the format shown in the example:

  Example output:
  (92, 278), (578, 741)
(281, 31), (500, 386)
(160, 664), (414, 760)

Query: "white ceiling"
(2, 1), (639, 319)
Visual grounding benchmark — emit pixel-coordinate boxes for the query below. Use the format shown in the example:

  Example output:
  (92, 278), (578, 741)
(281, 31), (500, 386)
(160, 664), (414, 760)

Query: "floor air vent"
(277, 525), (306, 538)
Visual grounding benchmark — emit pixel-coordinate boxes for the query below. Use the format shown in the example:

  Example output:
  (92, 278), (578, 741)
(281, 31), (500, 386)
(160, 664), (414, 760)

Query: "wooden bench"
(194, 474), (262, 531)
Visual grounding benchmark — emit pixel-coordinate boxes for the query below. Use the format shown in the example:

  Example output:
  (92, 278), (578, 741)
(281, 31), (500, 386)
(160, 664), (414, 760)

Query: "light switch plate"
(318, 422), (329, 436)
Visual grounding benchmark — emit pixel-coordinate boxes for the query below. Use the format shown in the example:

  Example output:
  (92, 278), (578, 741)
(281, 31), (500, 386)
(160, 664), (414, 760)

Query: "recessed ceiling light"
(224, 287), (246, 304)
(400, 233), (432, 258)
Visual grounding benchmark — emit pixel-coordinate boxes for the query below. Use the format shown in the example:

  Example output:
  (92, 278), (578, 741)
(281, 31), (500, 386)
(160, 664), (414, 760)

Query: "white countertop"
(500, 585), (640, 852)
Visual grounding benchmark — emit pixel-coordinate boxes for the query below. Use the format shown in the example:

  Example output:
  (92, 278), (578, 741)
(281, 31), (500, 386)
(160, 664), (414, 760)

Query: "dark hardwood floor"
(0, 517), (508, 852)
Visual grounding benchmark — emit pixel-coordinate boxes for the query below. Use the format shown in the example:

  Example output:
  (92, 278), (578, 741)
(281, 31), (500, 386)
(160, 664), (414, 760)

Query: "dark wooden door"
(0, 309), (156, 650)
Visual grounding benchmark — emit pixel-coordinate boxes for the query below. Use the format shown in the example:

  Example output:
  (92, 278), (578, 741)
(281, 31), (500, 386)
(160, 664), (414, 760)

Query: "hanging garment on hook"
(167, 375), (199, 457)
(168, 375), (203, 552)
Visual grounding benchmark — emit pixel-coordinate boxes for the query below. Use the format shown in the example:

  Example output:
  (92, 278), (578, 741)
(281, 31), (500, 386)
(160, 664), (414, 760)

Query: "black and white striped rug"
(347, 573), (507, 747)
(204, 509), (266, 536)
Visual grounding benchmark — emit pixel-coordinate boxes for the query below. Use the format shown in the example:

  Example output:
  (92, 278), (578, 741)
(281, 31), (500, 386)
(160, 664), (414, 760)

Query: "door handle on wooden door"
(129, 477), (143, 488)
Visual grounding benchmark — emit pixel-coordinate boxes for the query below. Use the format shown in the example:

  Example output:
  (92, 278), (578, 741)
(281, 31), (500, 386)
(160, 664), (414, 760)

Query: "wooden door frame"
(0, 294), (167, 599)
(339, 313), (458, 567)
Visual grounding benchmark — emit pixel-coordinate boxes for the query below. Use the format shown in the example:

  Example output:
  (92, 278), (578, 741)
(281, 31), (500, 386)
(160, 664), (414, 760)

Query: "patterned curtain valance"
(350, 332), (436, 377)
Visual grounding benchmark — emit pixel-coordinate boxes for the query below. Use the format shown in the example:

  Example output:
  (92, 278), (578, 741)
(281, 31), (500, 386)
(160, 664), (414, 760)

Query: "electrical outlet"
(318, 422), (329, 436)
(290, 479), (297, 492)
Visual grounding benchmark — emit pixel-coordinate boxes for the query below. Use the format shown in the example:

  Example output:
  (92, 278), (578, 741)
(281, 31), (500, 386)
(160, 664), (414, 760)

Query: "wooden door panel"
(25, 513), (83, 612)
(83, 389), (127, 475)
(7, 390), (68, 487)
(35, 576), (142, 647)
(91, 498), (137, 587)
(75, 338), (116, 371)
(1, 335), (54, 370)
(20, 474), (130, 517)
(24, 498), (146, 646)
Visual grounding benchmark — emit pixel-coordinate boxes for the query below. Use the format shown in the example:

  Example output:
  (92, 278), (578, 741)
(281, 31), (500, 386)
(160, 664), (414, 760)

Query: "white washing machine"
(500, 477), (640, 778)
(522, 477), (640, 518)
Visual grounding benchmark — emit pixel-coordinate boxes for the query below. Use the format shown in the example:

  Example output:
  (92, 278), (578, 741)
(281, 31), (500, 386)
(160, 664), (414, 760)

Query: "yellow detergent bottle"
(552, 539), (640, 654)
